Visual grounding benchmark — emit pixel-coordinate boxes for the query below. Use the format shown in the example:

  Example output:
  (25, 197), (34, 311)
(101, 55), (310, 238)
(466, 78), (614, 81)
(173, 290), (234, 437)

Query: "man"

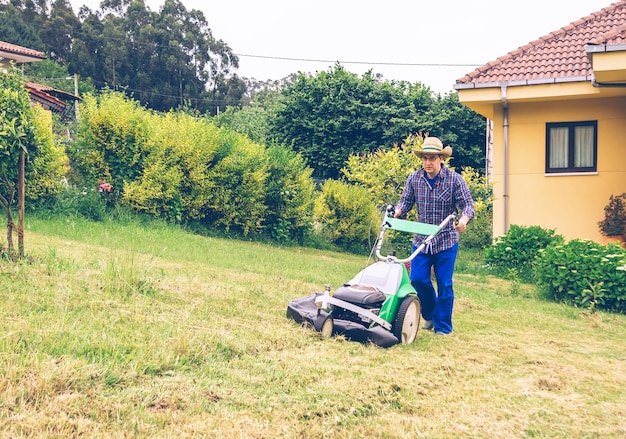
(394, 136), (474, 335)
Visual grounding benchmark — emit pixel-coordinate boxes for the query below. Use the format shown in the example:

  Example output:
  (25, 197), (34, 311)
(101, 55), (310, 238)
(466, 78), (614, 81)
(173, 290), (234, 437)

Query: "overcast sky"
(69, 0), (614, 95)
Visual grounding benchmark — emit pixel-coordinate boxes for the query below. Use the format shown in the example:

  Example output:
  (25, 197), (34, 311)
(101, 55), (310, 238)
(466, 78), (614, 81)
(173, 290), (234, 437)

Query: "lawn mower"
(286, 205), (455, 347)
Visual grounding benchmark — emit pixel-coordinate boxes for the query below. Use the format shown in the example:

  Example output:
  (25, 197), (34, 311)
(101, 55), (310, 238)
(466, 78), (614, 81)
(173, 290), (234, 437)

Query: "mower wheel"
(315, 315), (334, 338)
(392, 296), (421, 344)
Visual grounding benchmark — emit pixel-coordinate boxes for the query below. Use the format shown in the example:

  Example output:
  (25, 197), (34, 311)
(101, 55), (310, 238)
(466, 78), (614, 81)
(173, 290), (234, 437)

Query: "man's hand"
(454, 216), (469, 233)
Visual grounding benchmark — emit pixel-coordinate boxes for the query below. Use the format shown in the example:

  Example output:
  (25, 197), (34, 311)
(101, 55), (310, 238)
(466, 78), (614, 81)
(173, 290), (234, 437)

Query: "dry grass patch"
(1, 218), (625, 438)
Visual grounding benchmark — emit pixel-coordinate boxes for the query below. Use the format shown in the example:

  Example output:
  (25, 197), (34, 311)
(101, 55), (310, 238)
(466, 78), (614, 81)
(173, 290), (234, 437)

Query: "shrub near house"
(535, 239), (626, 313)
(486, 224), (626, 314)
(597, 194), (626, 239)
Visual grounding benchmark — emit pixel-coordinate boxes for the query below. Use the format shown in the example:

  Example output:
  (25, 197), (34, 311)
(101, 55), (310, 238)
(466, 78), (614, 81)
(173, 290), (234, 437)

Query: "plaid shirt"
(396, 164), (475, 254)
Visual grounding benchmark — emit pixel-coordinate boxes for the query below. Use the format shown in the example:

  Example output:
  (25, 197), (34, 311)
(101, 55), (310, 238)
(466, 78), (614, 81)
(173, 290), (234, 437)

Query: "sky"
(68, 0), (615, 95)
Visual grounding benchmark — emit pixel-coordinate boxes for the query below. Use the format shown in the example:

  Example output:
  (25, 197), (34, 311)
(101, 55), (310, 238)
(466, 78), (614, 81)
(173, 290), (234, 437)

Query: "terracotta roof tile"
(25, 82), (67, 110)
(25, 81), (80, 102)
(455, 0), (626, 88)
(0, 41), (45, 59)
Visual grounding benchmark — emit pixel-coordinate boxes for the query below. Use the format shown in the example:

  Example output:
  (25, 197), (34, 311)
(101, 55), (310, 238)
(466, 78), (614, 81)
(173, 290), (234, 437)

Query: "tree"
(0, 68), (37, 257)
(6, 0), (247, 114)
(69, 0), (245, 114)
(268, 64), (437, 179)
(267, 64), (488, 180)
(0, 3), (45, 51)
(416, 92), (487, 172)
(38, 0), (81, 63)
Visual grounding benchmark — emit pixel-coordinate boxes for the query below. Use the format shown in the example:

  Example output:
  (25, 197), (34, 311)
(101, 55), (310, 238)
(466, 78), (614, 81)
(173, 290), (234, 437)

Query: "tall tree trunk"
(18, 148), (25, 258)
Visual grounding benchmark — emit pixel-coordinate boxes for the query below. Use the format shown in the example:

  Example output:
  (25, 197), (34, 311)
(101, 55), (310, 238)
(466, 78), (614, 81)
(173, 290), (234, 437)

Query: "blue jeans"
(409, 243), (458, 334)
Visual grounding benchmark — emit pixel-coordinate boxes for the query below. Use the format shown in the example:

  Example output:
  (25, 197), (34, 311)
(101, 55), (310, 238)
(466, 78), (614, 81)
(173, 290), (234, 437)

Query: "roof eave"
(0, 52), (46, 64)
(453, 75), (594, 91)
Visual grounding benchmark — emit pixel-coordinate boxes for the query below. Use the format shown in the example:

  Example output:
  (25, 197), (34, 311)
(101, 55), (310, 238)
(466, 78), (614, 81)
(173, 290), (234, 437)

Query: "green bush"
(535, 240), (626, 313)
(46, 185), (109, 221)
(459, 167), (493, 250)
(67, 94), (315, 243)
(313, 179), (379, 253)
(461, 200), (492, 250)
(122, 111), (221, 223)
(203, 132), (269, 235)
(263, 144), (315, 245)
(68, 91), (151, 199)
(26, 105), (70, 206)
(484, 224), (564, 283)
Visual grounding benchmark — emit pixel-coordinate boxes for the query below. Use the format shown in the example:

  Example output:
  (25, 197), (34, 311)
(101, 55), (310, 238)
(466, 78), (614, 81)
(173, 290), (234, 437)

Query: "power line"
(68, 29), (483, 68)
(235, 53), (481, 68)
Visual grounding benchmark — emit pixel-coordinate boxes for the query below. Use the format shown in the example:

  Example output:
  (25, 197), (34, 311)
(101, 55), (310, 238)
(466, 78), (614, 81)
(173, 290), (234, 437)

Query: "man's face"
(421, 154), (442, 174)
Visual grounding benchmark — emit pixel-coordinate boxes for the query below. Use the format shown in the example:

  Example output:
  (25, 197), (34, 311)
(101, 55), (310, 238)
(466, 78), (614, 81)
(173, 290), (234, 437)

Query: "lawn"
(1, 214), (625, 438)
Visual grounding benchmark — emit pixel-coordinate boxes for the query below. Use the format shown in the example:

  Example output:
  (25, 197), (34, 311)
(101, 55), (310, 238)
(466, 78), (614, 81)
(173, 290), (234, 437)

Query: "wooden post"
(17, 147), (25, 257)
(74, 73), (79, 119)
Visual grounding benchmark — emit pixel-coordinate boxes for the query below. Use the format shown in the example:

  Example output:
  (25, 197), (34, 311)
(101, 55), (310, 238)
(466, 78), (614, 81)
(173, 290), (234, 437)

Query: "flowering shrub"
(99, 180), (113, 193)
(598, 194), (626, 237)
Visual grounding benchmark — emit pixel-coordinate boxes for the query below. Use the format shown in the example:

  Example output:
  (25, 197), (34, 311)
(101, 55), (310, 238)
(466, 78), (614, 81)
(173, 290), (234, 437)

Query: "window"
(546, 121), (597, 173)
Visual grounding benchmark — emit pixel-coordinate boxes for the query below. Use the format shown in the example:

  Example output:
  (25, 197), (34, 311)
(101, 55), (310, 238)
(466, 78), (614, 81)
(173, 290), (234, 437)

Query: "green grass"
(1, 214), (625, 438)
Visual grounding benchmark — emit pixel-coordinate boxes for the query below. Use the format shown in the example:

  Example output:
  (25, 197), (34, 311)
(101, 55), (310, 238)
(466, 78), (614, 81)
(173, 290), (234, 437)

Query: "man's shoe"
(421, 319), (433, 330)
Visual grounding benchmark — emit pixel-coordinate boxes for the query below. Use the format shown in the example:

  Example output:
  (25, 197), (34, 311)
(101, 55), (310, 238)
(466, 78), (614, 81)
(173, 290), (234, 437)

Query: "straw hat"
(414, 136), (452, 158)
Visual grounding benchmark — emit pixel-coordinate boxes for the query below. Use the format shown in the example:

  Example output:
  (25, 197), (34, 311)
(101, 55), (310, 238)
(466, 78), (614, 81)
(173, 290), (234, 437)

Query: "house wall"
(490, 95), (626, 243)
(1, 59), (10, 71)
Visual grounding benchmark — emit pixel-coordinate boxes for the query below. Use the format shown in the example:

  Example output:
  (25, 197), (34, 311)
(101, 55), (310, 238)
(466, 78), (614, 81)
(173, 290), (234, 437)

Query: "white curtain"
(574, 126), (593, 167)
(549, 127), (568, 168)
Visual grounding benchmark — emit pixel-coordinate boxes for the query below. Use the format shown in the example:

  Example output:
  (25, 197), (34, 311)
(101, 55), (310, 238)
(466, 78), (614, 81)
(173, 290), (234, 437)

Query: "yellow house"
(454, 1), (626, 244)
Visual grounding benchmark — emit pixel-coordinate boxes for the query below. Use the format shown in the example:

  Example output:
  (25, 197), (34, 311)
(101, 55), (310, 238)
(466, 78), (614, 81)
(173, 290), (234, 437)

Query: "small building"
(1, 40), (79, 121)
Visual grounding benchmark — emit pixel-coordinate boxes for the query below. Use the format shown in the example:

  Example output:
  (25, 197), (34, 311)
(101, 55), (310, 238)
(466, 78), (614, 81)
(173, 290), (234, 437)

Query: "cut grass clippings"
(0, 214), (625, 438)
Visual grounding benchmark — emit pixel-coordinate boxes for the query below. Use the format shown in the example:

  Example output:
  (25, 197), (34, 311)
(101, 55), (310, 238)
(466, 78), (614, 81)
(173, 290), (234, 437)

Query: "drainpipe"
(501, 84), (509, 233)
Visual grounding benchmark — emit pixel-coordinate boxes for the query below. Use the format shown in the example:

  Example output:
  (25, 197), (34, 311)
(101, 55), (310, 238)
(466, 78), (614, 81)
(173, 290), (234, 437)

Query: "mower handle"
(375, 206), (456, 263)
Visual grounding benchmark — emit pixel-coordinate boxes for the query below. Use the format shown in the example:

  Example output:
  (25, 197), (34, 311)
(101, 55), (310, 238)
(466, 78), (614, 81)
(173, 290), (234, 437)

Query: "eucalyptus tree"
(0, 3), (45, 51)
(68, 0), (245, 113)
(4, 0), (246, 113)
(38, 0), (81, 63)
